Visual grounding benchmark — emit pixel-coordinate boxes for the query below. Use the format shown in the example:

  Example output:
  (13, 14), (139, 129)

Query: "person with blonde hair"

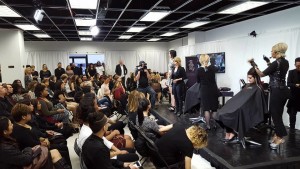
(197, 54), (219, 130)
(156, 124), (207, 168)
(171, 57), (187, 116)
(24, 67), (33, 89)
(253, 42), (289, 150)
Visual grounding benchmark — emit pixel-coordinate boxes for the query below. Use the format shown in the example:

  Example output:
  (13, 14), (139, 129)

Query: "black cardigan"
(171, 66), (187, 85)
(0, 138), (33, 169)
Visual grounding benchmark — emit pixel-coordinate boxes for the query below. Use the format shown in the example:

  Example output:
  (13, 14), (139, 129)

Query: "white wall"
(25, 41), (168, 53)
(169, 6), (300, 129)
(0, 29), (25, 85)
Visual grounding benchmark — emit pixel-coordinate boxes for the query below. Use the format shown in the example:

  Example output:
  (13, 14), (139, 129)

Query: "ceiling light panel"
(15, 24), (40, 30)
(69, 0), (98, 10)
(219, 1), (269, 14)
(119, 35), (132, 39)
(33, 34), (51, 38)
(160, 32), (179, 37)
(80, 37), (92, 41)
(147, 38), (161, 41)
(78, 30), (92, 36)
(126, 27), (147, 33)
(75, 19), (96, 26)
(140, 11), (170, 22)
(181, 21), (210, 28)
(0, 5), (21, 17)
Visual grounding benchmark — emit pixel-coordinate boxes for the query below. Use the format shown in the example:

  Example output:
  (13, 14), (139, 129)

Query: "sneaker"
(168, 106), (175, 111)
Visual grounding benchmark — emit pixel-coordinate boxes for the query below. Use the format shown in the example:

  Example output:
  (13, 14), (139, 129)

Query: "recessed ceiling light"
(160, 32), (179, 37)
(181, 21), (210, 28)
(69, 0), (98, 10)
(80, 37), (92, 41)
(147, 38), (161, 41)
(75, 18), (96, 26)
(0, 5), (21, 17)
(33, 34), (51, 38)
(119, 35), (132, 39)
(15, 24), (40, 30)
(126, 27), (147, 33)
(140, 11), (170, 22)
(219, 1), (269, 14)
(78, 30), (92, 36)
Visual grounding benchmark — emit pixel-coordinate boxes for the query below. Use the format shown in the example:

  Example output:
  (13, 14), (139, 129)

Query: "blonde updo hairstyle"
(173, 57), (181, 66)
(272, 42), (288, 58)
(199, 54), (210, 67)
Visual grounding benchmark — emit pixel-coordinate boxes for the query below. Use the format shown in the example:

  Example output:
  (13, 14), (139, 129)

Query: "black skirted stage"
(154, 104), (300, 169)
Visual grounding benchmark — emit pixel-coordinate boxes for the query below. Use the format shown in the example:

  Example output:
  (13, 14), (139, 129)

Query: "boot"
(177, 102), (183, 117)
(54, 158), (72, 169)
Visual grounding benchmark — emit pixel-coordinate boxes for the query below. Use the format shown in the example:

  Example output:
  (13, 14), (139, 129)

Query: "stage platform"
(153, 103), (300, 169)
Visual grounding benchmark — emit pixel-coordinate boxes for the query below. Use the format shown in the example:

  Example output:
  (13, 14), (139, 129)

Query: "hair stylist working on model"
(251, 42), (290, 150)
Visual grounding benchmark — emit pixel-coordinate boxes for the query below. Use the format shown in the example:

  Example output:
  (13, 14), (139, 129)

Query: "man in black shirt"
(0, 84), (12, 117)
(54, 62), (65, 80)
(135, 61), (156, 107)
(156, 124), (207, 169)
(82, 112), (137, 169)
(115, 59), (128, 89)
(287, 57), (300, 131)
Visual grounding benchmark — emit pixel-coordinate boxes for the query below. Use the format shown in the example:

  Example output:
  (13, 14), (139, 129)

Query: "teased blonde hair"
(186, 125), (208, 149)
(272, 42), (288, 58)
(173, 57), (181, 66)
(199, 54), (210, 67)
(128, 90), (145, 112)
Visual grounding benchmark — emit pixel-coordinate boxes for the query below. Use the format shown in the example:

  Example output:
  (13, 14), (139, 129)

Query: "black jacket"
(115, 64), (128, 76)
(287, 69), (300, 110)
(54, 68), (65, 80)
(0, 138), (33, 169)
(82, 134), (124, 169)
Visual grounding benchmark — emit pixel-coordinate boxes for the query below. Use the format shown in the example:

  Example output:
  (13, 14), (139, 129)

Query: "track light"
(90, 25), (100, 36)
(34, 9), (44, 23)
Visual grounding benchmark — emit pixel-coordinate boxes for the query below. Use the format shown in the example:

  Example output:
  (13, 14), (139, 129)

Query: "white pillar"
(0, 29), (25, 85)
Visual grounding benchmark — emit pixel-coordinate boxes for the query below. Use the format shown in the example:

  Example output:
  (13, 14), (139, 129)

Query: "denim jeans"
(137, 86), (156, 107)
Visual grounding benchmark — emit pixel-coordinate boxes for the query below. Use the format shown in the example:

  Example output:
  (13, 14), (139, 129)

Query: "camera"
(137, 62), (147, 71)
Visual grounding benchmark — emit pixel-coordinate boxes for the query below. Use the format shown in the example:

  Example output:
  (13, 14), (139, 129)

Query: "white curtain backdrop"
(105, 50), (168, 75)
(137, 50), (168, 73)
(105, 51), (137, 75)
(26, 51), (69, 74)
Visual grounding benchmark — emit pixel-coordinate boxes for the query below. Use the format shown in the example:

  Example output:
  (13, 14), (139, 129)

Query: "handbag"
(23, 145), (49, 169)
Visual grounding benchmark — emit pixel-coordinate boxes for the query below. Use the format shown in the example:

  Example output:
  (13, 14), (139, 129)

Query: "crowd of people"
(0, 41), (298, 168)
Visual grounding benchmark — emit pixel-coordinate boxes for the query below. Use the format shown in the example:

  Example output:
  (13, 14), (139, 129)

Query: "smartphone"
(133, 161), (142, 168)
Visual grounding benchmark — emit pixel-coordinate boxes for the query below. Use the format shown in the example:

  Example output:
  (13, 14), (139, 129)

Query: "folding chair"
(132, 121), (184, 169)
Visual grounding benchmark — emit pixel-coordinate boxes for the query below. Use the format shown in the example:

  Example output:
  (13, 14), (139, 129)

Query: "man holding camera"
(135, 61), (156, 107)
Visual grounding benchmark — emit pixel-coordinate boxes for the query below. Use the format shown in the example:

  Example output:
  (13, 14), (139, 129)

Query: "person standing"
(254, 42), (289, 150)
(31, 65), (39, 81)
(197, 54), (219, 130)
(135, 61), (156, 108)
(287, 57), (300, 132)
(171, 57), (187, 116)
(39, 64), (51, 81)
(54, 62), (65, 80)
(168, 50), (176, 112)
(115, 60), (128, 89)
(96, 61), (105, 76)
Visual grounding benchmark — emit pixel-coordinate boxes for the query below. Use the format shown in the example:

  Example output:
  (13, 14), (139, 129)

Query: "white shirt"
(96, 66), (104, 76)
(120, 65), (124, 77)
(160, 79), (168, 88)
(77, 124), (115, 158)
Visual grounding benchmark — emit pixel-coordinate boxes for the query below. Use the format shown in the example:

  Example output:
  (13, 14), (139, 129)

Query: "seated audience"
(0, 116), (62, 169)
(82, 112), (137, 169)
(136, 98), (173, 140)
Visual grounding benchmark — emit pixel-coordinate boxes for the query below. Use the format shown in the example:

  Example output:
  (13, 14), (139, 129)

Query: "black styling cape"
(215, 84), (267, 140)
(184, 83), (201, 113)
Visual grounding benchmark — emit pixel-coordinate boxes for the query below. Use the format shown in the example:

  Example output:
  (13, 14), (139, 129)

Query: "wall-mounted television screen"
(197, 52), (225, 73)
